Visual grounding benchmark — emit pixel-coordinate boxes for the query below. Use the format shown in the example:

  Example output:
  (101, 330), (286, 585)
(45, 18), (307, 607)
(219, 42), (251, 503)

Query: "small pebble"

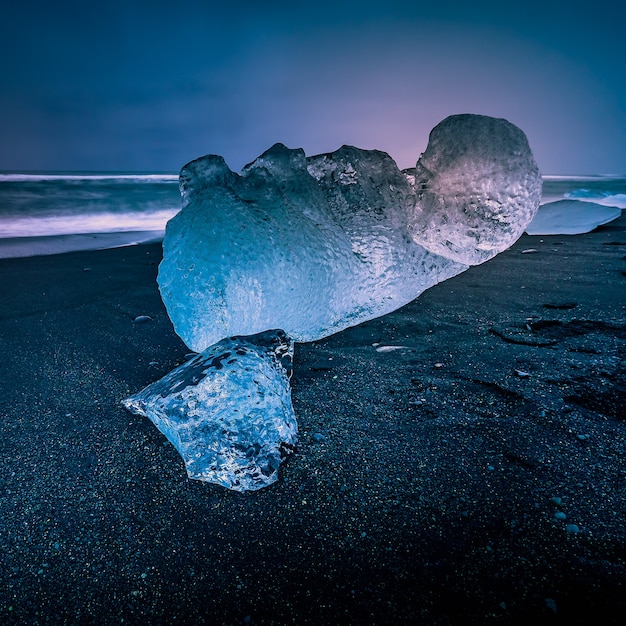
(554, 511), (567, 521)
(551, 496), (563, 507)
(545, 598), (557, 613)
(565, 524), (580, 533)
(134, 315), (152, 323)
(312, 433), (327, 443)
(577, 434), (590, 441)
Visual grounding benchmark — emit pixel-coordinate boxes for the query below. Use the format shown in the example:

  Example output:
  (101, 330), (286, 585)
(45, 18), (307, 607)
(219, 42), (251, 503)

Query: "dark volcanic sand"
(0, 214), (625, 625)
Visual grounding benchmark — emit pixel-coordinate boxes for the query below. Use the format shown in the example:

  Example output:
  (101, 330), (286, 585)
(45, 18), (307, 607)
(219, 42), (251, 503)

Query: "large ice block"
(158, 114), (541, 353)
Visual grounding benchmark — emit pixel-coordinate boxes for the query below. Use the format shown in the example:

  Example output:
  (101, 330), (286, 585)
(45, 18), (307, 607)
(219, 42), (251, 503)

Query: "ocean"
(0, 172), (624, 259)
(0, 173), (180, 258)
(541, 175), (626, 207)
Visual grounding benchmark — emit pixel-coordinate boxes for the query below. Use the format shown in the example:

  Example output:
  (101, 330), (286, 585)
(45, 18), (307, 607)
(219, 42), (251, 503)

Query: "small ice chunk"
(122, 330), (296, 491)
(375, 345), (410, 353)
(526, 199), (622, 235)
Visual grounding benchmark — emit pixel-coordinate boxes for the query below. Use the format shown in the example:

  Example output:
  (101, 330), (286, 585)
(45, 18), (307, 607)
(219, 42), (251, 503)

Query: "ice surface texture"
(526, 199), (622, 235)
(159, 114), (542, 353)
(125, 114), (542, 491)
(123, 330), (296, 491)
(405, 114), (542, 265)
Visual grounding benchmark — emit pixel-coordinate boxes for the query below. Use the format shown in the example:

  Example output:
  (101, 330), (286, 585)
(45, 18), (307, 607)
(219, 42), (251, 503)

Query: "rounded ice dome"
(407, 114), (542, 265)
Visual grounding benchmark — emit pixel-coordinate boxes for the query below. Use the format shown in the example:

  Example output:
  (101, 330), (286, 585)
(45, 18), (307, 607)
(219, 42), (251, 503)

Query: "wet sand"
(0, 230), (165, 259)
(0, 214), (624, 624)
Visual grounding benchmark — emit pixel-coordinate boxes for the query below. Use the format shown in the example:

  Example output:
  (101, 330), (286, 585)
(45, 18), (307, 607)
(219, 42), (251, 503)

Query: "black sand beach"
(0, 214), (624, 625)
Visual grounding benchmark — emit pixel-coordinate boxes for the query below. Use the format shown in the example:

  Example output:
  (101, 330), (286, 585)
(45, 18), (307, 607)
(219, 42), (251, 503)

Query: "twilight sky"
(1, 0), (624, 175)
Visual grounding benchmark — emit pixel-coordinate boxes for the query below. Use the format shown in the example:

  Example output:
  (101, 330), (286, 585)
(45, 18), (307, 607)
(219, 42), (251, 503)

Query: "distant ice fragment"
(123, 330), (296, 491)
(159, 114), (541, 353)
(525, 199), (622, 235)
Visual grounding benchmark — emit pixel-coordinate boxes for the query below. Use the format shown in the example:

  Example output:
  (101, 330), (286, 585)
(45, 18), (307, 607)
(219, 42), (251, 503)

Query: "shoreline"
(0, 212), (622, 262)
(0, 214), (624, 624)
(0, 230), (165, 259)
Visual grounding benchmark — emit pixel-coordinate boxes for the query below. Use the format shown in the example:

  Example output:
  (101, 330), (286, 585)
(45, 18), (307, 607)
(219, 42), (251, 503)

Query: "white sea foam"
(540, 175), (626, 207)
(0, 209), (179, 238)
(0, 172), (181, 256)
(565, 190), (626, 209)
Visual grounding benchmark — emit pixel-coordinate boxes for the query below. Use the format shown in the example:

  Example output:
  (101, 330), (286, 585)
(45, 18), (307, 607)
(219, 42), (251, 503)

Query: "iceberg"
(525, 199), (622, 235)
(123, 330), (296, 491)
(124, 114), (542, 490)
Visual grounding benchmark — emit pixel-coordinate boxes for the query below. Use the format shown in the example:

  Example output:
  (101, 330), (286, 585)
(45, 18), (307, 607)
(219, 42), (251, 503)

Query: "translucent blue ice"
(123, 330), (296, 491)
(124, 114), (542, 490)
(159, 114), (542, 353)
